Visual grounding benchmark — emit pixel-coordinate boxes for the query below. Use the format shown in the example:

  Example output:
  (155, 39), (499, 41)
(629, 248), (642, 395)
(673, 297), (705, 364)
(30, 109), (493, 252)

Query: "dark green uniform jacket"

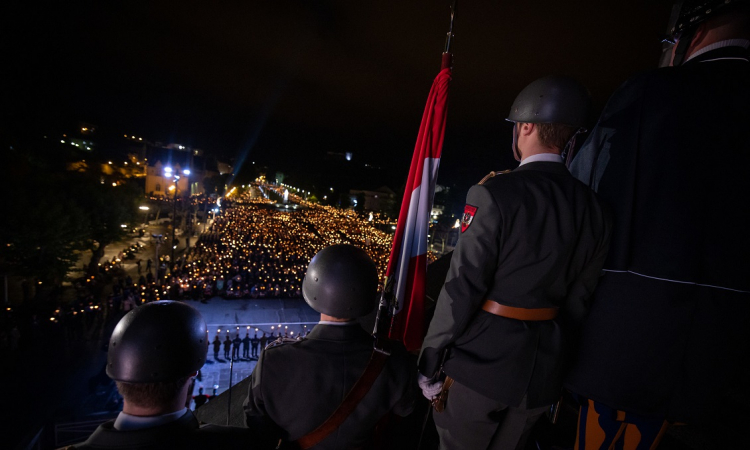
(244, 323), (418, 449)
(68, 410), (259, 449)
(419, 161), (611, 408)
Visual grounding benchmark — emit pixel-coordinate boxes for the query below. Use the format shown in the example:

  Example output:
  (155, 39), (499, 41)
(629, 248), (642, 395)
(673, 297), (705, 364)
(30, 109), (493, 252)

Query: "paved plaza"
(188, 298), (319, 403)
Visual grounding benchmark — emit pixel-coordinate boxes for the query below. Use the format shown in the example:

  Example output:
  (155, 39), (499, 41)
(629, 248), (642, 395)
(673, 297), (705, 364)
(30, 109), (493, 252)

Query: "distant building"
(349, 186), (395, 212)
(144, 146), (227, 197)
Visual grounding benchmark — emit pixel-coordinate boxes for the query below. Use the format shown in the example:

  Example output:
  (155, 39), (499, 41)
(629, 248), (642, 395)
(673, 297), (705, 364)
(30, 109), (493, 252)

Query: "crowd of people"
(141, 193), (396, 302)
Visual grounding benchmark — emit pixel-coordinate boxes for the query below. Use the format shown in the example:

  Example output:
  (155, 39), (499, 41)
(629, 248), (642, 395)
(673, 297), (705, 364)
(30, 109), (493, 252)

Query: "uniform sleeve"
(418, 184), (502, 377)
(569, 74), (647, 191)
(564, 208), (612, 326)
(391, 354), (418, 417)
(243, 350), (282, 436)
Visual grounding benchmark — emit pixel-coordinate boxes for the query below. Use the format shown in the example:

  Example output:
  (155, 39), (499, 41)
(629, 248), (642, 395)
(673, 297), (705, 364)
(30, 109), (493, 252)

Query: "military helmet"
(107, 301), (208, 383)
(302, 245), (379, 318)
(506, 75), (591, 130)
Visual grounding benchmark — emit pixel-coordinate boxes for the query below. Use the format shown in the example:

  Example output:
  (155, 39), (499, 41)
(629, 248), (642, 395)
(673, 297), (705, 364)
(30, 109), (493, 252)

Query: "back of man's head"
(107, 301), (208, 411)
(668, 1), (750, 65)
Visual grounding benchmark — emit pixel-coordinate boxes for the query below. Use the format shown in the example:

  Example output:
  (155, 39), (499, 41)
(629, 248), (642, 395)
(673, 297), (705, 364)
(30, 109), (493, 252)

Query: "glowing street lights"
(165, 167), (191, 272)
(139, 205), (150, 226)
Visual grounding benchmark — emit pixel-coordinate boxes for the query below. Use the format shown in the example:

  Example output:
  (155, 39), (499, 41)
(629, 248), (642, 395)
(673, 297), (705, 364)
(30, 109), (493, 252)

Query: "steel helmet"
(302, 245), (379, 318)
(107, 301), (208, 383)
(506, 75), (591, 130)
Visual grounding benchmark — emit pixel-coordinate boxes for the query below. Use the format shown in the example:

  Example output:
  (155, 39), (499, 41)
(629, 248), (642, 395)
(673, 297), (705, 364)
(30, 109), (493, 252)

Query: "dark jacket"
(566, 46), (750, 423)
(244, 323), (418, 449)
(419, 161), (611, 408)
(67, 410), (258, 449)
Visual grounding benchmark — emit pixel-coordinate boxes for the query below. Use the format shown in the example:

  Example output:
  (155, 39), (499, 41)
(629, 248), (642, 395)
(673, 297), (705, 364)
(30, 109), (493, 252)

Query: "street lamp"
(165, 168), (192, 272)
(139, 205), (150, 226)
(165, 168), (180, 272)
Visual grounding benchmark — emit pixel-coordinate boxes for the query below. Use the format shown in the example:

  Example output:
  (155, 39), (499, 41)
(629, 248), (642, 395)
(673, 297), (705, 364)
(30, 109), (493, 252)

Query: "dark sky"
(4, 1), (672, 188)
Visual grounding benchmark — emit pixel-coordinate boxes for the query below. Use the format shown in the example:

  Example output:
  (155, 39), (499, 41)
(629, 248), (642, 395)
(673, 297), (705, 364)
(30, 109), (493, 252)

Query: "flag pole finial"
(442, 1), (457, 69)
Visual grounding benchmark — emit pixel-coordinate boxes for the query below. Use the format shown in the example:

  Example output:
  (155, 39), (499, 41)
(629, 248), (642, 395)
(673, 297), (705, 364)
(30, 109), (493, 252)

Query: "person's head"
(302, 244), (379, 321)
(667, 0), (750, 66)
(107, 301), (208, 415)
(506, 76), (590, 162)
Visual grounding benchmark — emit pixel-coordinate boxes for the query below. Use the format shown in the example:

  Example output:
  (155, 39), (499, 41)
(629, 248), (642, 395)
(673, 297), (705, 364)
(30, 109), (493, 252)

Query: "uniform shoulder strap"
(478, 170), (511, 185)
(296, 347), (390, 449)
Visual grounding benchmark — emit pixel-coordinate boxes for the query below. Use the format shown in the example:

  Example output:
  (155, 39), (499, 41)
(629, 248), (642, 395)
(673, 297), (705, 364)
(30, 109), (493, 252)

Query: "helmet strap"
(562, 128), (584, 167)
(512, 123), (523, 162)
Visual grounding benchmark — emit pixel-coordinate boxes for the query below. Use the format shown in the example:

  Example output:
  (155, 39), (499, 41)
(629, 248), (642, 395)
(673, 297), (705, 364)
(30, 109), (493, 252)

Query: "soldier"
(66, 301), (265, 449)
(223, 335), (231, 360)
(566, 2), (750, 448)
(232, 334), (241, 361)
(418, 76), (611, 450)
(250, 333), (260, 358)
(259, 332), (268, 350)
(212, 335), (221, 361)
(242, 333), (251, 359)
(193, 387), (209, 409)
(244, 245), (417, 449)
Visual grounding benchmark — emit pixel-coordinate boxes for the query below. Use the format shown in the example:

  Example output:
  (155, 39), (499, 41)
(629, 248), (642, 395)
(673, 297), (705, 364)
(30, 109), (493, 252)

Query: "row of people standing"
(211, 333), (265, 360)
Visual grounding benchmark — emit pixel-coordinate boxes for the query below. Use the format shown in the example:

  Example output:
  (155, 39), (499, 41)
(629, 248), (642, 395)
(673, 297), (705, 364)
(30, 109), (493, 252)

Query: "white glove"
(418, 373), (443, 401)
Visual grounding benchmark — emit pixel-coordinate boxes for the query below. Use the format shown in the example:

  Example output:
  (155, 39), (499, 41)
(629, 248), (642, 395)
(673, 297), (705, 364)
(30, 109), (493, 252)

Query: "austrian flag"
(383, 66), (452, 352)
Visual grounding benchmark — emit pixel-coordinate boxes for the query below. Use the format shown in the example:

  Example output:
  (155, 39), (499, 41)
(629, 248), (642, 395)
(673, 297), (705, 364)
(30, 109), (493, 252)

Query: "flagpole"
(373, 1), (457, 351)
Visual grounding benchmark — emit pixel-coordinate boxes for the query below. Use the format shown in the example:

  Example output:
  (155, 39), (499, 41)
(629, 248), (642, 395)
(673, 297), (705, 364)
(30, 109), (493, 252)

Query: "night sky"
(4, 1), (672, 189)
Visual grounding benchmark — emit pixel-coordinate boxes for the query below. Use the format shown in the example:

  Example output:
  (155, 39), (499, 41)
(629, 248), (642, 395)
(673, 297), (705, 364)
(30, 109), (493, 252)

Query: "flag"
(383, 63), (451, 352)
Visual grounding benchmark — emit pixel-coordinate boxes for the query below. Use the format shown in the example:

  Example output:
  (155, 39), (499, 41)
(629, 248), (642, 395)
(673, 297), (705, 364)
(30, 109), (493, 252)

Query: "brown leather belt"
(481, 300), (559, 321)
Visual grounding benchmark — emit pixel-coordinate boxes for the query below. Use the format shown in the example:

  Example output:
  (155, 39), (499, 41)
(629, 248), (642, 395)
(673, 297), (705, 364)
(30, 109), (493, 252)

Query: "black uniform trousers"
(435, 381), (548, 450)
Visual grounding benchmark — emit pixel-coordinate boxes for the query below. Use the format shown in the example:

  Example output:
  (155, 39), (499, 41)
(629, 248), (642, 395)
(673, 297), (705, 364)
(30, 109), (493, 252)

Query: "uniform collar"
(318, 320), (358, 326)
(513, 160), (571, 175)
(519, 153), (563, 166)
(684, 41), (750, 65)
(84, 410), (198, 447)
(114, 407), (188, 431)
(307, 323), (371, 342)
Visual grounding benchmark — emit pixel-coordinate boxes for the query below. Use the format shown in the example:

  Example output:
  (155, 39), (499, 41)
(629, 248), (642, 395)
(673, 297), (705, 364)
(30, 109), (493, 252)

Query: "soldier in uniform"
(67, 301), (267, 449)
(418, 76), (611, 450)
(566, 2), (750, 448)
(232, 333), (242, 360)
(242, 332), (251, 359)
(193, 387), (209, 409)
(250, 333), (260, 358)
(244, 245), (418, 449)
(259, 332), (268, 350)
(223, 335), (231, 360)
(212, 335), (221, 361)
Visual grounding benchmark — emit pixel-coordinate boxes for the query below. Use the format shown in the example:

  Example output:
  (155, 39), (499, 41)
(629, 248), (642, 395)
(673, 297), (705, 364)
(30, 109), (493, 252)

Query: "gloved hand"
(418, 373), (443, 401)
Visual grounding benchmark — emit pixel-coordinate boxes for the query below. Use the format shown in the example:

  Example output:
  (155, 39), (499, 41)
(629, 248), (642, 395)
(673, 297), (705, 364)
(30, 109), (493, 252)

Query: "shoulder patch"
(264, 336), (305, 351)
(478, 169), (511, 185)
(461, 204), (478, 233)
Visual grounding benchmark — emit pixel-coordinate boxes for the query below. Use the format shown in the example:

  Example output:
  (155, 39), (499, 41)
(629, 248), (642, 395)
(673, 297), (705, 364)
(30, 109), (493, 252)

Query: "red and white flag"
(384, 65), (451, 352)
